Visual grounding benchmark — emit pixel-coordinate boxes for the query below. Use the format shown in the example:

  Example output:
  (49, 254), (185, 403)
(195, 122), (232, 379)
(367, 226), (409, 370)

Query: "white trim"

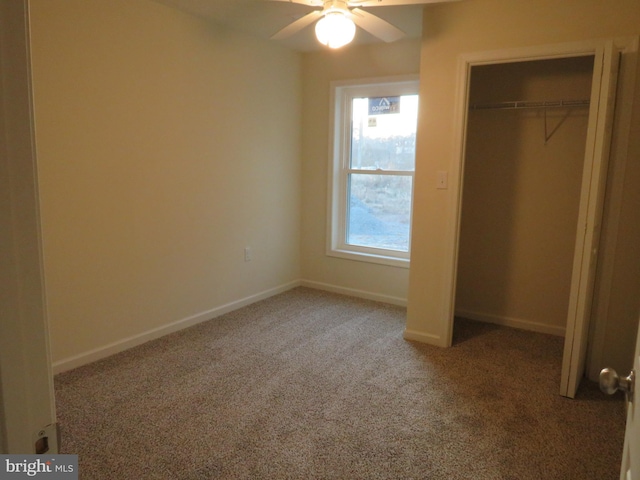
(403, 329), (447, 347)
(585, 36), (640, 382)
(328, 74), (421, 93)
(52, 279), (409, 374)
(326, 248), (410, 269)
(444, 39), (613, 350)
(455, 309), (566, 337)
(445, 39), (628, 398)
(457, 39), (605, 66)
(52, 281), (301, 374)
(327, 75), (419, 267)
(0, 0), (58, 454)
(300, 279), (407, 307)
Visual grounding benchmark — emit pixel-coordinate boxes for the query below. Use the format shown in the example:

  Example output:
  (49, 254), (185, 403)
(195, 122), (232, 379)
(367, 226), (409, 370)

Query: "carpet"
(54, 287), (626, 479)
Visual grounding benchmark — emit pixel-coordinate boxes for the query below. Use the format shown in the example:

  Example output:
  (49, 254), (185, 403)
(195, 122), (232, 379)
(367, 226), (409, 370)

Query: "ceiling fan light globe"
(315, 12), (356, 49)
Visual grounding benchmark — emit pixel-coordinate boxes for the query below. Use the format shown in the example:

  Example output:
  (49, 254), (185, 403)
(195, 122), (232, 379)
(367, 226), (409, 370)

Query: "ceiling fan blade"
(349, 0), (460, 6)
(271, 10), (323, 40)
(349, 8), (405, 43)
(265, 0), (323, 6)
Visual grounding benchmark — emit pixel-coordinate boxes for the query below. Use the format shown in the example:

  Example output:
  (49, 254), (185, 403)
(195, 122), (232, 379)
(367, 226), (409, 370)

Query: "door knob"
(599, 367), (635, 400)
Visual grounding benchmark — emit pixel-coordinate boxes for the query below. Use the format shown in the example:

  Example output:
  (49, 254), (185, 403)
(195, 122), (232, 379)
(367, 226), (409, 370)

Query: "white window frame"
(327, 75), (419, 268)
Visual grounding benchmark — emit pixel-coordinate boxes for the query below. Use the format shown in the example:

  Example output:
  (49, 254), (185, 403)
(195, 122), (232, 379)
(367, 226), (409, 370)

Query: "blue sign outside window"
(368, 96), (400, 115)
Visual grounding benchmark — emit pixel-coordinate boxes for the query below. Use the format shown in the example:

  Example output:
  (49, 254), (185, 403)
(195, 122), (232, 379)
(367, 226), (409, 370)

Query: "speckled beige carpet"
(55, 287), (626, 479)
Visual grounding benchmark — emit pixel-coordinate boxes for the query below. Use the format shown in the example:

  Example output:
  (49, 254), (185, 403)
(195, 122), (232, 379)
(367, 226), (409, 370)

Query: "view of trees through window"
(346, 95), (418, 252)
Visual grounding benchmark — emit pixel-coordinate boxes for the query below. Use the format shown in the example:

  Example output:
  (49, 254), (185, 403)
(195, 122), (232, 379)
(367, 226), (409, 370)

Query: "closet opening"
(454, 55), (602, 396)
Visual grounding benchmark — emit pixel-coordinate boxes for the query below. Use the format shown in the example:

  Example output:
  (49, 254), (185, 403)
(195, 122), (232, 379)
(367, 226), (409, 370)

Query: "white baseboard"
(403, 328), (448, 347)
(52, 281), (302, 374)
(52, 279), (407, 374)
(455, 308), (565, 337)
(51, 280), (565, 374)
(300, 280), (407, 307)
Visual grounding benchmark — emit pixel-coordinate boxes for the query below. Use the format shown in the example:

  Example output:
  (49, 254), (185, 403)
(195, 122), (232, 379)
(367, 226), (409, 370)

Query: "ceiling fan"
(267, 0), (457, 48)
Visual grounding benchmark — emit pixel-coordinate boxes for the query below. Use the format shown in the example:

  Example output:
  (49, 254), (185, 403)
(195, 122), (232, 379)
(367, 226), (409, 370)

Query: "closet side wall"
(455, 57), (594, 335)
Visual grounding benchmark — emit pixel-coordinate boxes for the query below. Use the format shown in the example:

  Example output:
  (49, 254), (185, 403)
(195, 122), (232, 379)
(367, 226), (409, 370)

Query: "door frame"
(0, 0), (58, 453)
(443, 38), (635, 397)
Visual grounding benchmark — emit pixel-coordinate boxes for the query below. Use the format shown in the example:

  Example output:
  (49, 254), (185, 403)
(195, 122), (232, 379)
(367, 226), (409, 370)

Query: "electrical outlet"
(244, 247), (252, 262)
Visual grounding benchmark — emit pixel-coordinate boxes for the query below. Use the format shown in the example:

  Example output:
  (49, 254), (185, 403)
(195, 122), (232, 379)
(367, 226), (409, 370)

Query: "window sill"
(327, 248), (410, 269)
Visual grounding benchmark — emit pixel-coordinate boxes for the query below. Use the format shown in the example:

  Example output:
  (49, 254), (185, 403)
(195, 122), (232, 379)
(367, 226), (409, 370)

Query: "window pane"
(350, 95), (418, 171)
(347, 174), (412, 252)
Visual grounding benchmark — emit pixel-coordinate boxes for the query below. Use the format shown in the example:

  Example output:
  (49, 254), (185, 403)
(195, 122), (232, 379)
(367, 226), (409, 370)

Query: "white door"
(601, 317), (640, 480)
(0, 0), (58, 453)
(619, 318), (640, 480)
(560, 41), (620, 398)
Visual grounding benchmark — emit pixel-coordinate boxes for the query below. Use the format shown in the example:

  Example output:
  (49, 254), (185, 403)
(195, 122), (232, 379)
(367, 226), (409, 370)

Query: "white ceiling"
(153, 0), (425, 51)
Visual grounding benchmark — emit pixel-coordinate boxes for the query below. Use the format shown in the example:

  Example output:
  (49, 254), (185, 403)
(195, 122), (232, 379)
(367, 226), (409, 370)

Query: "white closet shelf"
(469, 99), (590, 110)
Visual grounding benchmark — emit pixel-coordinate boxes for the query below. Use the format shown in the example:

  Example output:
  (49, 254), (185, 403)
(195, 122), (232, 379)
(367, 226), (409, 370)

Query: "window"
(328, 76), (419, 268)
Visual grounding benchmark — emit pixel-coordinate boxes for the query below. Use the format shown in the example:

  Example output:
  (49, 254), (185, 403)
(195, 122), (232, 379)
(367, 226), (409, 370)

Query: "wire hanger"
(544, 107), (573, 144)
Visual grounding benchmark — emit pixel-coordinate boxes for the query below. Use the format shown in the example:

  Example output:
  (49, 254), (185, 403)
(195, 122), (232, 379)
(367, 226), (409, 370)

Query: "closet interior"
(455, 55), (596, 338)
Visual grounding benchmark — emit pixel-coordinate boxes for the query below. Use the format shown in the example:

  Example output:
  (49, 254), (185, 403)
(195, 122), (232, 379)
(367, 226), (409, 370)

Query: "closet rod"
(469, 99), (590, 111)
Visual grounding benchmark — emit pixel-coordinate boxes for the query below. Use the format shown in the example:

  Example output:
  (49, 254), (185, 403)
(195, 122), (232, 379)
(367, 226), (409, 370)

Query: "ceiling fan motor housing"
(322, 0), (351, 15)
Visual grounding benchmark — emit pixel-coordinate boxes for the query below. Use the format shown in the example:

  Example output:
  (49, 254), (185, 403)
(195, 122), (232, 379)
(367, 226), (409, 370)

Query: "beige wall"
(29, 0), (302, 367)
(300, 39), (421, 304)
(406, 0), (640, 374)
(27, 0), (640, 378)
(456, 58), (593, 335)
